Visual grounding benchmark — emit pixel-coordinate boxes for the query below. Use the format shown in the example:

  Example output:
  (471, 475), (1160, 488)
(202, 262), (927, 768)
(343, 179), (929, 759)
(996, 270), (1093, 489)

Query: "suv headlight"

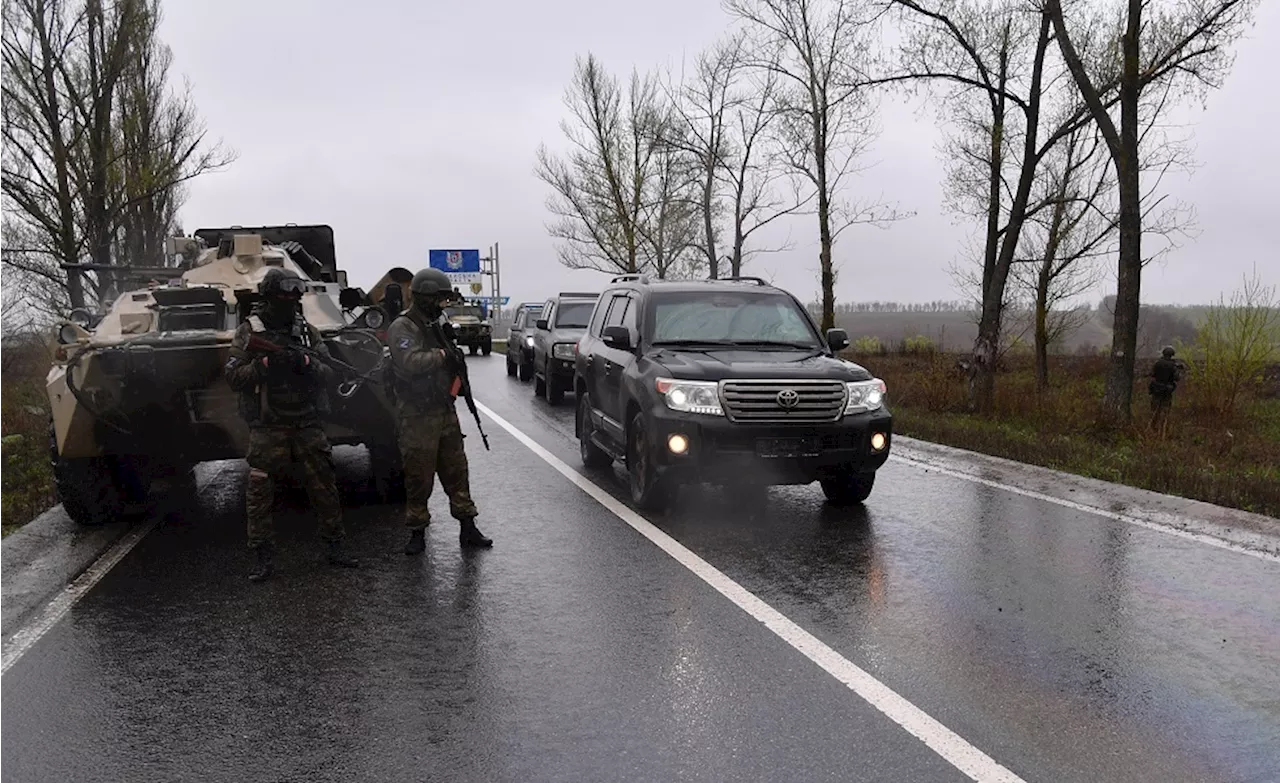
(552, 342), (576, 360)
(524, 335), (535, 347)
(656, 378), (723, 416)
(845, 379), (887, 413)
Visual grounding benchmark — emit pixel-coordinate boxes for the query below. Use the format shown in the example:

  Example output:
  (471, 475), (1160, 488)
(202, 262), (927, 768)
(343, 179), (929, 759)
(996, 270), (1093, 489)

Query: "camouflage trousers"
(245, 424), (344, 549)
(397, 405), (478, 530)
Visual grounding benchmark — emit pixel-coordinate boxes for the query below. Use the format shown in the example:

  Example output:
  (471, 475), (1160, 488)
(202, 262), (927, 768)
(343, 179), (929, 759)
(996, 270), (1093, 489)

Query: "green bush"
(1, 336), (56, 533)
(853, 336), (884, 354)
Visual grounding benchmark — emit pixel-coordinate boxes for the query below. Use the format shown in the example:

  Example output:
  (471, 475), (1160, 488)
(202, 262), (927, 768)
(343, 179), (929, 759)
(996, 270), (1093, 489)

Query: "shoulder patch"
(248, 315), (266, 332)
(398, 337), (411, 349)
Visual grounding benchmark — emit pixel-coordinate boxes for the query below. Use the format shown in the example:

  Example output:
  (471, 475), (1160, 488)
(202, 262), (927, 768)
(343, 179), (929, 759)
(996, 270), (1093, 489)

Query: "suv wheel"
(519, 361), (533, 382)
(534, 371), (546, 397)
(577, 393), (612, 468)
(506, 355), (517, 376)
(820, 469), (876, 506)
(627, 412), (672, 511)
(546, 366), (565, 406)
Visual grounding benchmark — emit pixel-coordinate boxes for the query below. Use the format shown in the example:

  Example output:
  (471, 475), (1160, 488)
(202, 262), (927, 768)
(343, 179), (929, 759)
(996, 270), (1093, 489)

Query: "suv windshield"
(648, 291), (820, 347)
(445, 305), (482, 319)
(554, 301), (594, 328)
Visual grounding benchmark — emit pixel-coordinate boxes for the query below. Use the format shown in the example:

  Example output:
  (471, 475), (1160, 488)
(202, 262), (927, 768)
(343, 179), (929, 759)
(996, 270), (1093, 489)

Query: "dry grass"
(2, 336), (57, 533)
(849, 351), (1280, 518)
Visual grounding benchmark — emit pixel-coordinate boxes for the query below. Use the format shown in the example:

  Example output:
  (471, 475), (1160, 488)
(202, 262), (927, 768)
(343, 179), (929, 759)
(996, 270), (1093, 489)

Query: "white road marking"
(1, 516), (160, 676)
(2, 464), (229, 676)
(475, 401), (1027, 783)
(888, 453), (1280, 564)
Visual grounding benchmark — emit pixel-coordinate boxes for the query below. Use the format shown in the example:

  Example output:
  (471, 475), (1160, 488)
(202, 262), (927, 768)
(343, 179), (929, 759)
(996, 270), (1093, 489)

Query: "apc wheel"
(55, 458), (125, 526)
(481, 338), (492, 356)
(518, 362), (534, 382)
(627, 413), (672, 512)
(469, 345), (479, 356)
(820, 469), (875, 506)
(577, 393), (612, 469)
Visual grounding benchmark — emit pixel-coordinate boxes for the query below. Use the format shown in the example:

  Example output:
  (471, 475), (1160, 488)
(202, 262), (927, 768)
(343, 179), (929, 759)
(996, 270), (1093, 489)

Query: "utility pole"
(480, 242), (504, 323)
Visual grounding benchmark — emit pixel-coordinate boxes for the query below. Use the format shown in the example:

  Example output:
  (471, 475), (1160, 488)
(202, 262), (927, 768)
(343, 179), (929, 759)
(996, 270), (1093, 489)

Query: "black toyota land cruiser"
(573, 274), (891, 511)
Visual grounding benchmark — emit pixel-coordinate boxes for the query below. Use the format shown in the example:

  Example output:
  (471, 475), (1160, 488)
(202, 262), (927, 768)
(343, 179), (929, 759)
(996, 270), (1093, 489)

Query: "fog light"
(668, 434), (689, 455)
(871, 432), (887, 452)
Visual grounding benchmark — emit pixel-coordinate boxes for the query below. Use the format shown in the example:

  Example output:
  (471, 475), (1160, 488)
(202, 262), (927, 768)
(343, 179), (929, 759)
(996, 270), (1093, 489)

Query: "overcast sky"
(158, 0), (1278, 310)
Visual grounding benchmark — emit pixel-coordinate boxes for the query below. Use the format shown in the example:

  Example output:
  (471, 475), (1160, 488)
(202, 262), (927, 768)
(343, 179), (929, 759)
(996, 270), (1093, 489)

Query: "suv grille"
(720, 380), (848, 423)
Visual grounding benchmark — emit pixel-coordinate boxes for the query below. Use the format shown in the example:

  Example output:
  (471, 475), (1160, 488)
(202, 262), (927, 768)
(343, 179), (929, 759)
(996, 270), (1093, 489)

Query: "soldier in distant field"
(224, 267), (359, 581)
(1148, 345), (1185, 437)
(386, 268), (493, 555)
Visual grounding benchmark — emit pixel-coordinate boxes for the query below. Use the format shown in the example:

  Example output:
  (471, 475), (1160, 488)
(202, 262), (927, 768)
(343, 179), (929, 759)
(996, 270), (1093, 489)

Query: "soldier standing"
(1148, 345), (1185, 437)
(387, 268), (493, 554)
(224, 267), (360, 581)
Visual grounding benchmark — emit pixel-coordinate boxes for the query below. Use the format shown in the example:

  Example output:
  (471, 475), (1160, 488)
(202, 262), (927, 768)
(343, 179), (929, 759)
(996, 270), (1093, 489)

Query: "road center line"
(1, 464), (230, 677)
(887, 453), (1280, 564)
(475, 401), (1026, 783)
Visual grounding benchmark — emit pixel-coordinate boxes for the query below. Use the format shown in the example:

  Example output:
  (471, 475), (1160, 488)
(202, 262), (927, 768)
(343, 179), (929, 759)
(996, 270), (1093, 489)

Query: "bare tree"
(110, 0), (231, 284)
(887, 0), (1057, 411)
(725, 0), (906, 332)
(2, 0), (232, 313)
(666, 33), (807, 279)
(2, 0), (91, 308)
(536, 55), (666, 276)
(638, 120), (703, 279)
(1045, 0), (1260, 424)
(1015, 123), (1112, 389)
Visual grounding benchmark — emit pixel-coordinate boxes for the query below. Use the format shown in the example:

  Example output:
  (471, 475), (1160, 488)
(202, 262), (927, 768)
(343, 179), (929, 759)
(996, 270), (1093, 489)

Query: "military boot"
(326, 540), (359, 568)
(404, 529), (426, 555)
(248, 546), (273, 582)
(459, 518), (492, 548)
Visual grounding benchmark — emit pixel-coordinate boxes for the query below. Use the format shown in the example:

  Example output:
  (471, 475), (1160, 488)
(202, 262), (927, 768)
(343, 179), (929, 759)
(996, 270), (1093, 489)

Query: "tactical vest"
(239, 313), (330, 426)
(388, 309), (457, 411)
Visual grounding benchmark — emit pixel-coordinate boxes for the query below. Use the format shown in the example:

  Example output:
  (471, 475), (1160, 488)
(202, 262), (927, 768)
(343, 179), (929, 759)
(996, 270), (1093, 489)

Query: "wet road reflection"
(1, 355), (1276, 783)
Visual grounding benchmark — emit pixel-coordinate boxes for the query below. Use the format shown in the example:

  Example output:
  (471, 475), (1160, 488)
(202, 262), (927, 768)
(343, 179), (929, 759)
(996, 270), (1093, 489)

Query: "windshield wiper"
(731, 340), (821, 350)
(651, 339), (737, 347)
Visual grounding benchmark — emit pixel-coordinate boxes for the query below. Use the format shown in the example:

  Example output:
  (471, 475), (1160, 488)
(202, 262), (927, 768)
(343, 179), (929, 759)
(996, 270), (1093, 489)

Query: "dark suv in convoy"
(531, 292), (599, 405)
(505, 301), (544, 381)
(573, 275), (891, 511)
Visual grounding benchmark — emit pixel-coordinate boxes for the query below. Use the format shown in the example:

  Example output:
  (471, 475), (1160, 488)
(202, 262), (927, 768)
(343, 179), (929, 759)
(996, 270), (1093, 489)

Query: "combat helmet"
(409, 268), (453, 296)
(259, 266), (306, 297)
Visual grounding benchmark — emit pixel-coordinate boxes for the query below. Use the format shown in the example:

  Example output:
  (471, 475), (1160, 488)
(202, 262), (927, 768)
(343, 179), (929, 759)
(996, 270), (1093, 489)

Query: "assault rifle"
(246, 333), (383, 398)
(439, 321), (490, 450)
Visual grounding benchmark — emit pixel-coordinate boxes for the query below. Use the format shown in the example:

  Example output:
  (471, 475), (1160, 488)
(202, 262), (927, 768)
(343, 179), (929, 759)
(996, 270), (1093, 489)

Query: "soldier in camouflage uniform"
(224, 267), (360, 581)
(387, 267), (493, 554)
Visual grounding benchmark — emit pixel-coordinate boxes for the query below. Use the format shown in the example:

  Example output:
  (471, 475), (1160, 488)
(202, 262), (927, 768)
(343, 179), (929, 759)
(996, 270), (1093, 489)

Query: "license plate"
(756, 437), (821, 458)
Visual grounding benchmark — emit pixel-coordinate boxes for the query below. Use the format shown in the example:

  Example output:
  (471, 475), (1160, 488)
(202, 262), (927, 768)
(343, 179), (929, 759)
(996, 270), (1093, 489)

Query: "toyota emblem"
(776, 389), (800, 409)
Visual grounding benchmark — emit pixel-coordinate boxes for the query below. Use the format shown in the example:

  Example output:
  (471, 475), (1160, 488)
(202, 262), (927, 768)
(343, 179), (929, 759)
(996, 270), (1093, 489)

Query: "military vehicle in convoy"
(46, 224), (409, 525)
(443, 300), (494, 356)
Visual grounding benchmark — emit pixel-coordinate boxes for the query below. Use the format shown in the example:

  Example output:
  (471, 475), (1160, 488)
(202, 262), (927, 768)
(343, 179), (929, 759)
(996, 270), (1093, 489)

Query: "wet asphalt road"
(4, 357), (1279, 783)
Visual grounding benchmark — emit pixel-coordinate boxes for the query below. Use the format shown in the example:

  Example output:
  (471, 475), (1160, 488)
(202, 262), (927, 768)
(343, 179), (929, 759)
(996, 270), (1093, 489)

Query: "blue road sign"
(429, 249), (481, 275)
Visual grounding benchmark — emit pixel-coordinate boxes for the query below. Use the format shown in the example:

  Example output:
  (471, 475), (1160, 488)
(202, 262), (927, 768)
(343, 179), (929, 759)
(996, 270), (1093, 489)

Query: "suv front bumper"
(647, 406), (892, 484)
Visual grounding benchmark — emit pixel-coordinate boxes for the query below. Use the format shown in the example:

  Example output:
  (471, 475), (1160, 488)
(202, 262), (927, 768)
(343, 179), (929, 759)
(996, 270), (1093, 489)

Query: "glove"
(287, 347), (311, 374)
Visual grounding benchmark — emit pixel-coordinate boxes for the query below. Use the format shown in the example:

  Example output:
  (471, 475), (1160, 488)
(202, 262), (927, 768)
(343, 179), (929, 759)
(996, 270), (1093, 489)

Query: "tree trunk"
(1035, 268), (1051, 390)
(703, 155), (718, 279)
(817, 187), (835, 332)
(971, 15), (1048, 413)
(1102, 0), (1144, 425)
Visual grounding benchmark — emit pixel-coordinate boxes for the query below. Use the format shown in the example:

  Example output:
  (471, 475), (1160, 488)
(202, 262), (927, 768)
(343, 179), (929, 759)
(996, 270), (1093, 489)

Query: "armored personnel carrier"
(46, 224), (407, 525)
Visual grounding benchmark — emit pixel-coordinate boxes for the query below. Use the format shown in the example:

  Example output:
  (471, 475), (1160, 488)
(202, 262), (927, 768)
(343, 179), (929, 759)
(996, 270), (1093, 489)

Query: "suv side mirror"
(536, 318), (549, 330)
(602, 325), (632, 351)
(826, 328), (849, 352)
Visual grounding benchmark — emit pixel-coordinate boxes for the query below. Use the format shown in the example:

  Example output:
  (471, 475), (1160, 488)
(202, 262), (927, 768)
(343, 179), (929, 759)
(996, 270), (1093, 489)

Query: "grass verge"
(850, 351), (1280, 518)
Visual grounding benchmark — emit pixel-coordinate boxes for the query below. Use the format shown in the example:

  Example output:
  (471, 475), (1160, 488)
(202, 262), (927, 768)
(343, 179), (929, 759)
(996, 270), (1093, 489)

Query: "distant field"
(827, 305), (1208, 356)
